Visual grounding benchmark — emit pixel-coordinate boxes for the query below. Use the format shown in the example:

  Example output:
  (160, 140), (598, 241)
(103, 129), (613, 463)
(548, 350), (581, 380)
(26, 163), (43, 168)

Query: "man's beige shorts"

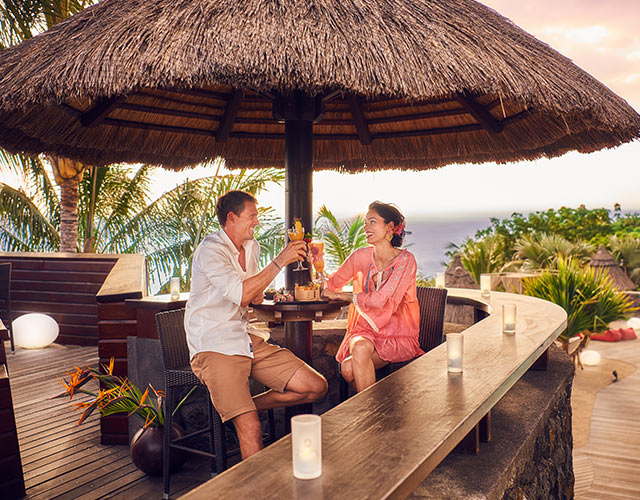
(190, 334), (305, 422)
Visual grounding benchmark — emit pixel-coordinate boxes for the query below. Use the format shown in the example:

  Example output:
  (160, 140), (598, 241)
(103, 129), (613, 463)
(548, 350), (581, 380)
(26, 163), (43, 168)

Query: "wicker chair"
(339, 286), (448, 401)
(155, 308), (225, 499)
(155, 308), (277, 499)
(0, 263), (14, 353)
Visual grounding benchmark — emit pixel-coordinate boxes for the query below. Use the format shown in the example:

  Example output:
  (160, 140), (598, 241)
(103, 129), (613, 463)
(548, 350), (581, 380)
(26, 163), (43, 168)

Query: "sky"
(146, 0), (640, 220)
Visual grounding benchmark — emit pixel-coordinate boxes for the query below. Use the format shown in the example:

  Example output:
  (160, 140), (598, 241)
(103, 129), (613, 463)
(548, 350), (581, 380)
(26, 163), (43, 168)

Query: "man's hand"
(240, 240), (307, 307)
(274, 240), (307, 268)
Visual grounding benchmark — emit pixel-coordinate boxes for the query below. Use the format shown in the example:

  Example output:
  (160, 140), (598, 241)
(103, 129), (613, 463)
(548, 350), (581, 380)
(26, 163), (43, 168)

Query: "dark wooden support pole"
(280, 92), (318, 426)
(529, 347), (549, 371)
(480, 410), (492, 442)
(215, 88), (243, 142)
(347, 94), (373, 145)
(456, 423), (480, 455)
(284, 118), (313, 290)
(455, 93), (503, 134)
(80, 96), (125, 127)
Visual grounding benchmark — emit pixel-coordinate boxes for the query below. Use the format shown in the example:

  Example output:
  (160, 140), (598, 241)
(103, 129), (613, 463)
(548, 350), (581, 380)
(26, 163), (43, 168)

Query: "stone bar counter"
(180, 288), (569, 500)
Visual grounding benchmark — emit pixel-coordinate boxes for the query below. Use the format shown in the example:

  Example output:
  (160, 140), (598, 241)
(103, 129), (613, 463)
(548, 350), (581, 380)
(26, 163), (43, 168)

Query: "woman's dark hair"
(216, 190), (257, 226)
(368, 201), (406, 247)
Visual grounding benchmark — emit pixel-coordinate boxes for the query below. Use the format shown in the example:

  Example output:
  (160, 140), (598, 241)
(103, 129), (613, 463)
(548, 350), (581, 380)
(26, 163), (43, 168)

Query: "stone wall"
(409, 345), (575, 500)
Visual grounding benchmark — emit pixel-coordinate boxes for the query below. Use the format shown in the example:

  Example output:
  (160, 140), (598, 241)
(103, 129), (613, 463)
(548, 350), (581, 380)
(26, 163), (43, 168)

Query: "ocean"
(403, 214), (504, 278)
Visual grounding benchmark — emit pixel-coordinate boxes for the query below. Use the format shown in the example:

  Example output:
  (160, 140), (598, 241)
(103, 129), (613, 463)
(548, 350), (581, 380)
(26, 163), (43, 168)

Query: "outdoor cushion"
(591, 330), (622, 342)
(619, 327), (637, 341)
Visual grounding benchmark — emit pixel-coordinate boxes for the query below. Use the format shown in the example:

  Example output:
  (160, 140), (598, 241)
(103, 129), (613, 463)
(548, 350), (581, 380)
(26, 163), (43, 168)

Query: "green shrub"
(416, 275), (435, 287)
(451, 234), (507, 283)
(522, 258), (636, 342)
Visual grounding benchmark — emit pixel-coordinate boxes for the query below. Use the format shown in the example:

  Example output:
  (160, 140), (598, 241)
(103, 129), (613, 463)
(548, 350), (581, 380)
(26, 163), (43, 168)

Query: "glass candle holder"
(435, 272), (445, 288)
(170, 277), (180, 301)
(502, 303), (516, 335)
(291, 414), (322, 479)
(446, 332), (464, 373)
(480, 274), (491, 298)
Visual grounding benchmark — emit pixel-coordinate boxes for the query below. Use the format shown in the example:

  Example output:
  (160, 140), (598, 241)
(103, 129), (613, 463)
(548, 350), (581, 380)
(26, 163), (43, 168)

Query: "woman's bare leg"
(349, 337), (389, 392)
(340, 357), (355, 385)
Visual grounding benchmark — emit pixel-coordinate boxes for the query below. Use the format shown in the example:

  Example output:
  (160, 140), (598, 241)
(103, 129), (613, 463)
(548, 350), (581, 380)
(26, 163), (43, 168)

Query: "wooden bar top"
(179, 289), (567, 500)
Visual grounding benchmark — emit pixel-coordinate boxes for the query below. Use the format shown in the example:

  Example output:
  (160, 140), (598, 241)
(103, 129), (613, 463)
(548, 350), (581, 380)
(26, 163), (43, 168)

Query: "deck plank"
(573, 336), (640, 500)
(4, 341), (210, 500)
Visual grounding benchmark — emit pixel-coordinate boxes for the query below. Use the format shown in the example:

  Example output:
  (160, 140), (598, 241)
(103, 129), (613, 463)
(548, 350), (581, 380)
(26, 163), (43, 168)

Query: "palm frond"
(0, 183), (60, 251)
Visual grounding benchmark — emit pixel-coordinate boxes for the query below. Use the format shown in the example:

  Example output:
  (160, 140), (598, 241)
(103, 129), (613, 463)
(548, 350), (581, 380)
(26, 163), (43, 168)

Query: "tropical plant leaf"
(522, 258), (636, 342)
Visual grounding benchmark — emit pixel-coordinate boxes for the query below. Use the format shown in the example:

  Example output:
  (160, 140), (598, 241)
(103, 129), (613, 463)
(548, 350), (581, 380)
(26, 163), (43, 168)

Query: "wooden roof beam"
(80, 96), (125, 127)
(347, 94), (372, 145)
(215, 89), (244, 143)
(455, 93), (503, 134)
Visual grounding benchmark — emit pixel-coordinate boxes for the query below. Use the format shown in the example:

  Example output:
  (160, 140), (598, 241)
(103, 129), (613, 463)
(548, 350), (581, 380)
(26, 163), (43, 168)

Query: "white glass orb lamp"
(13, 313), (59, 349)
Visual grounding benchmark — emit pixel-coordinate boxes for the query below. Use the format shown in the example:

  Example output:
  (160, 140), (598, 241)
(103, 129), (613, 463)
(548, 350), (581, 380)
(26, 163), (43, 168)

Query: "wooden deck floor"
(573, 334), (640, 500)
(5, 342), (211, 500)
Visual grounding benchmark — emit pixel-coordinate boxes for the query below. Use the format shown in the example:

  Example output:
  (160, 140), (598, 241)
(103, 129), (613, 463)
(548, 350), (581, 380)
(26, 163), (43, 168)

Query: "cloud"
(543, 25), (609, 44)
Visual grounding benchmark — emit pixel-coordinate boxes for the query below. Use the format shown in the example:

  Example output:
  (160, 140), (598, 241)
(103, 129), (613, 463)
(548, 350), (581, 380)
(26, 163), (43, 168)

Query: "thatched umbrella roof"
(0, 0), (638, 170)
(445, 254), (478, 289)
(589, 245), (636, 291)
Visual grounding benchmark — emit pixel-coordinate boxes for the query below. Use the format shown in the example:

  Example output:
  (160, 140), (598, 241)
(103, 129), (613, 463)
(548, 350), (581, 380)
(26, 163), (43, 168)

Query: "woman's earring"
(386, 232), (393, 241)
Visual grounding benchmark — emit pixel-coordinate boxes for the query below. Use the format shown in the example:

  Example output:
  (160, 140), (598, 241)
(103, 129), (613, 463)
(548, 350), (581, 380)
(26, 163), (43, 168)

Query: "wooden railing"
(0, 251), (147, 444)
(181, 288), (567, 500)
(0, 252), (145, 346)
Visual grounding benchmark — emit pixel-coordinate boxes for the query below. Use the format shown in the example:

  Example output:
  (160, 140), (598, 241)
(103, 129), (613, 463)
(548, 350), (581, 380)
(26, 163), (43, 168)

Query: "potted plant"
(54, 358), (194, 476)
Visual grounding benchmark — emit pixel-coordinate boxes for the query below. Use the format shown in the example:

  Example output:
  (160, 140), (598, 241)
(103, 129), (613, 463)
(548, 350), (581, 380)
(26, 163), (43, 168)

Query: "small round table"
(250, 299), (349, 364)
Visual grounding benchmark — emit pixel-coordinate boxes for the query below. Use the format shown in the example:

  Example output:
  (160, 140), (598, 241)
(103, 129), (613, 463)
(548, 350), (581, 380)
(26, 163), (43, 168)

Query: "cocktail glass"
(287, 223), (307, 271)
(309, 241), (325, 285)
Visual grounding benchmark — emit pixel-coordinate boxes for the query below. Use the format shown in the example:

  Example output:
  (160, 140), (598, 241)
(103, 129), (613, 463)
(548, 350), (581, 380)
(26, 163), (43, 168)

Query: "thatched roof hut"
(589, 245), (636, 291)
(0, 0), (638, 169)
(445, 254), (478, 289)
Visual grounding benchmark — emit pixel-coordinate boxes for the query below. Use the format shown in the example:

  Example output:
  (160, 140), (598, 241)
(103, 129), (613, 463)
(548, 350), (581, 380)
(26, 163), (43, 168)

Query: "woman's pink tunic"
(326, 247), (423, 363)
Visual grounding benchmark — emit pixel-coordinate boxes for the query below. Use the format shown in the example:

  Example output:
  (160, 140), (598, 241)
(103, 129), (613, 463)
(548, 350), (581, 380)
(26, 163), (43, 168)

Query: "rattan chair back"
(416, 286), (448, 352)
(156, 308), (190, 371)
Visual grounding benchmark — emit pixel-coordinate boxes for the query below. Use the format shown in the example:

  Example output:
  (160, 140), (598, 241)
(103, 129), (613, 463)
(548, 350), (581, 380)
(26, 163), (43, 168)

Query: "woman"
(322, 201), (422, 392)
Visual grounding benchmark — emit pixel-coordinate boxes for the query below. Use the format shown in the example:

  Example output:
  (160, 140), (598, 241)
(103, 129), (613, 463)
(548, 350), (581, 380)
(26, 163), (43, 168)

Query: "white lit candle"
(502, 303), (516, 335)
(446, 332), (464, 373)
(480, 274), (491, 298)
(291, 414), (322, 479)
(170, 277), (180, 301)
(435, 272), (445, 288)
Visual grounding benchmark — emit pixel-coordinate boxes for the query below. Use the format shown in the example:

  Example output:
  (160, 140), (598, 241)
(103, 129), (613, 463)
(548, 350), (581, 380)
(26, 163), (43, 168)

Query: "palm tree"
(447, 235), (507, 284)
(119, 167), (285, 291)
(514, 233), (595, 271)
(314, 205), (368, 269)
(1, 162), (286, 291)
(1, 0), (98, 252)
(609, 235), (640, 286)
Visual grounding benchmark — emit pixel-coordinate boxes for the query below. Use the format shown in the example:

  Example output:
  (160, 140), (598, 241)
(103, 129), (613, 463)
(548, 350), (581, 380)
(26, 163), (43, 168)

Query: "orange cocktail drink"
(309, 241), (325, 274)
(288, 219), (307, 271)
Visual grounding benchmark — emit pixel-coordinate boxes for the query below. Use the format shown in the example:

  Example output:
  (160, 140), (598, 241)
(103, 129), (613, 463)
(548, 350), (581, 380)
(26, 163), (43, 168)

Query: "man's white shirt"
(185, 230), (268, 360)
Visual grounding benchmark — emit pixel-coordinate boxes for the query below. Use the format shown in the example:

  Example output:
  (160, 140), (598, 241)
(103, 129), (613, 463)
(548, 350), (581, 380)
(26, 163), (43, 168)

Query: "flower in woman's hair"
(393, 222), (405, 235)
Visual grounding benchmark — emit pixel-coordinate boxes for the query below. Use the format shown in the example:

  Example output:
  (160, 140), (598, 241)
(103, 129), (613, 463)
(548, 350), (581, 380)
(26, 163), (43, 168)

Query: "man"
(186, 190), (328, 459)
